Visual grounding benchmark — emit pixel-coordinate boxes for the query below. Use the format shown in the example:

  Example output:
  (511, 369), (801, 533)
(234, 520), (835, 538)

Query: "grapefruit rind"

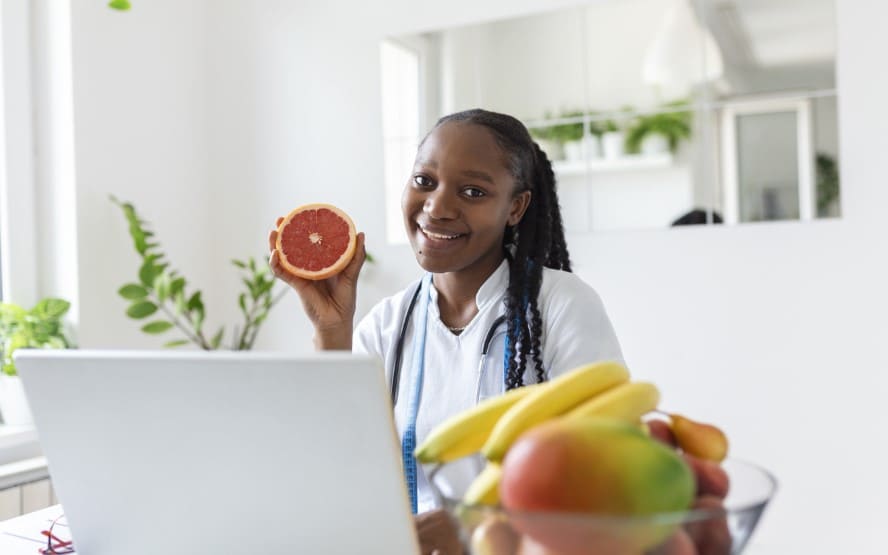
(275, 203), (357, 281)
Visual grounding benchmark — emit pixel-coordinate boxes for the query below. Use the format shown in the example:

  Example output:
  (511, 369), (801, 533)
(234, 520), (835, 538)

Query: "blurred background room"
(0, 0), (885, 552)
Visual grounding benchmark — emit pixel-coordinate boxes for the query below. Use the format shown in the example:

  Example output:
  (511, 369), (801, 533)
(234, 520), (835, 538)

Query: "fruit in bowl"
(443, 458), (774, 555)
(416, 361), (776, 554)
(498, 418), (694, 554)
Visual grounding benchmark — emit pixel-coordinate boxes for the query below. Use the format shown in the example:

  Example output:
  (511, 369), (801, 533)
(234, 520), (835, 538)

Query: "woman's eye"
(413, 175), (433, 188)
(463, 187), (486, 198)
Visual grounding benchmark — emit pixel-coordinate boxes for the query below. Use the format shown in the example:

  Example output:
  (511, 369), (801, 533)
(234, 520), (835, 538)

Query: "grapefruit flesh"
(275, 203), (357, 280)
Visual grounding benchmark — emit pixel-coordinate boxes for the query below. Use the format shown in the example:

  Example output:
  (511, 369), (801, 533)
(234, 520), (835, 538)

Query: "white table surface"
(0, 504), (66, 553)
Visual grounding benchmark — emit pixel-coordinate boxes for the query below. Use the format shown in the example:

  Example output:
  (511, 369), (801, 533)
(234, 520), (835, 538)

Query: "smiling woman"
(270, 109), (625, 532)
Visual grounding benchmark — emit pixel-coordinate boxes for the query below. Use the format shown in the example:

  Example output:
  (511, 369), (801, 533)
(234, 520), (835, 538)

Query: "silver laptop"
(14, 350), (420, 554)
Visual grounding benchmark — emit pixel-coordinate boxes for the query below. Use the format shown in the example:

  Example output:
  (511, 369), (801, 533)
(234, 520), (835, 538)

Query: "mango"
(669, 414), (729, 463)
(500, 418), (694, 515)
(499, 418), (695, 555)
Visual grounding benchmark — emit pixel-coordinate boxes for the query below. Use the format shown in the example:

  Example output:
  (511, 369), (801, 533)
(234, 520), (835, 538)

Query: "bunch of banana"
(414, 360), (664, 505)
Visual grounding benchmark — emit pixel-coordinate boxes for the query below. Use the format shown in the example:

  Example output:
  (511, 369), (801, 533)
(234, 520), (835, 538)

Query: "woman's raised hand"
(268, 216), (366, 350)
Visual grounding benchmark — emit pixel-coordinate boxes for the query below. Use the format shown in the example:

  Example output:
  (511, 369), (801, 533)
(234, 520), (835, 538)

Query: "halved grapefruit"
(275, 203), (357, 280)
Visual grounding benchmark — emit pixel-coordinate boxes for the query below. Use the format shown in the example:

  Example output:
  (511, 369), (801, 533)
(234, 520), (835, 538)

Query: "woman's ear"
(508, 190), (532, 226)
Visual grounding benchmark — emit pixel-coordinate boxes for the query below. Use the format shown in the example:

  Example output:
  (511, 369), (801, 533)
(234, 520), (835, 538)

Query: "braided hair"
(431, 109), (572, 389)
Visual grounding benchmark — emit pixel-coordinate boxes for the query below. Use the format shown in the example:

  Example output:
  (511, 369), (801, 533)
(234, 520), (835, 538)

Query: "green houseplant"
(625, 102), (692, 155)
(0, 298), (72, 425)
(112, 196), (285, 350)
(0, 298), (72, 376)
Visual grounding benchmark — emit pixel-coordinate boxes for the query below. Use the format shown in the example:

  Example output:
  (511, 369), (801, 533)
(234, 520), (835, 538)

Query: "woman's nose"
(423, 188), (458, 220)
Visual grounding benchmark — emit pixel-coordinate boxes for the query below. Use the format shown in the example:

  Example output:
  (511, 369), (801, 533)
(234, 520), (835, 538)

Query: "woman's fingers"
(276, 216), (284, 227)
(684, 454), (730, 499)
(340, 232), (366, 285)
(268, 229), (278, 253)
(685, 495), (732, 555)
(647, 419), (678, 447)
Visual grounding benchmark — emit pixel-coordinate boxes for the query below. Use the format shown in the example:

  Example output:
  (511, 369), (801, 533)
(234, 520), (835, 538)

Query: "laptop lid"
(14, 350), (419, 554)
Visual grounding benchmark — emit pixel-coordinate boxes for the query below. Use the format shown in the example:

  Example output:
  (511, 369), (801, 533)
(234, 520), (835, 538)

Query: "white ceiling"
(706, 0), (836, 67)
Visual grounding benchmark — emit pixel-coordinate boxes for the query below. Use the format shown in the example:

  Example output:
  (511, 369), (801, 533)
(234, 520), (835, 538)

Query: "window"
(380, 39), (421, 244)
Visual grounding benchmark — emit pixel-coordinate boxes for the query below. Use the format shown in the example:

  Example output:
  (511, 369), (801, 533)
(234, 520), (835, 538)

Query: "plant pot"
(563, 140), (584, 162)
(641, 134), (670, 156)
(563, 136), (602, 162)
(0, 374), (34, 426)
(601, 131), (625, 159)
(584, 135), (602, 159)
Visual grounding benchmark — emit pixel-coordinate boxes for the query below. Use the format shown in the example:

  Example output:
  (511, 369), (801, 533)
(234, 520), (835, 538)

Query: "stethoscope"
(394, 275), (511, 514)
(389, 280), (509, 407)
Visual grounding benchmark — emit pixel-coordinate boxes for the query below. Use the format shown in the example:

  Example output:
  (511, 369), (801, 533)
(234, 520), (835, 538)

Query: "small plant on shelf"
(625, 101), (692, 154)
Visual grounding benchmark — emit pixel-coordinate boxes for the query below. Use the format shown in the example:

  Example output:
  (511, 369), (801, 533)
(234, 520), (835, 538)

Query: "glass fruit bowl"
(426, 458), (777, 555)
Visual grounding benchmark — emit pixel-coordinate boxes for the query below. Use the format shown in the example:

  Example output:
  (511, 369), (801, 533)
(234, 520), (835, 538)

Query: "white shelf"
(554, 153), (673, 177)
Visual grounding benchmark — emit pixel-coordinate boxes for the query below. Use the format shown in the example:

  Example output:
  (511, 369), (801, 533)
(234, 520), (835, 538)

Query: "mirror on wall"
(380, 0), (839, 240)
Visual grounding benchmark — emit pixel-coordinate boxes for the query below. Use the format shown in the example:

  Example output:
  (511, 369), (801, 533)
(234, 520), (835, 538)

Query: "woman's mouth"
(416, 224), (467, 249)
(421, 227), (465, 240)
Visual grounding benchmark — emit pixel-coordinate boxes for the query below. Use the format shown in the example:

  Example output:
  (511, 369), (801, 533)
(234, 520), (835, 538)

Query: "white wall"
(437, 0), (695, 120)
(65, 0), (886, 552)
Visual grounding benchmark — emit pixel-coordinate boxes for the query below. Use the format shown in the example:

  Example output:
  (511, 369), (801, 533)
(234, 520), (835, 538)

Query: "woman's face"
(402, 121), (531, 276)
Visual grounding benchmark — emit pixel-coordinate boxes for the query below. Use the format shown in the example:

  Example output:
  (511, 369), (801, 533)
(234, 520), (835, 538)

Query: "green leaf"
(238, 293), (247, 314)
(174, 291), (187, 315)
(257, 280), (274, 296)
(108, 0), (132, 11)
(231, 259), (246, 269)
(192, 308), (205, 331)
(187, 291), (203, 312)
(126, 301), (158, 319)
(164, 339), (190, 348)
(141, 320), (174, 334)
(118, 283), (149, 300)
(139, 261), (162, 288)
(242, 278), (259, 300)
(9, 331), (29, 351)
(0, 303), (27, 321)
(154, 272), (171, 303)
(210, 327), (225, 349)
(169, 277), (186, 297)
(33, 298), (71, 320)
(42, 337), (67, 349)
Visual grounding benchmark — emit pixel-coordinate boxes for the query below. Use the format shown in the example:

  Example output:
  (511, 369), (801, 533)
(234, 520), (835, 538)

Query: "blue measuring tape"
(400, 273), (516, 513)
(400, 274), (432, 514)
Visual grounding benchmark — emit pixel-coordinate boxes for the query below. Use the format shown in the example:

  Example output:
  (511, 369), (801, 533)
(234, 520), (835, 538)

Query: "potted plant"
(528, 114), (570, 162)
(600, 119), (624, 160)
(0, 298), (73, 425)
(550, 111), (586, 162)
(625, 102), (692, 156)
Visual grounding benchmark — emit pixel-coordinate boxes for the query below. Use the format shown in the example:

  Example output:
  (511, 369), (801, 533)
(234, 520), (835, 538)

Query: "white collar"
(427, 259), (510, 318)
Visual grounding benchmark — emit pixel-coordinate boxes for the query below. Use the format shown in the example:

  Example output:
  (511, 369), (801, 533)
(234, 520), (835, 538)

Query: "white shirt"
(353, 260), (624, 512)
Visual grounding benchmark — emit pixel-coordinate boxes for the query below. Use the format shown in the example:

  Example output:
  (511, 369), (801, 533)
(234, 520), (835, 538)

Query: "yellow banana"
(463, 462), (502, 506)
(414, 384), (542, 463)
(481, 361), (630, 461)
(565, 381), (660, 423)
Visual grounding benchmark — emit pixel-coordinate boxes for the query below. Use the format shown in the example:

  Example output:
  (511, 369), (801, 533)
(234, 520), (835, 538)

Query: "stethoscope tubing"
(390, 281), (508, 407)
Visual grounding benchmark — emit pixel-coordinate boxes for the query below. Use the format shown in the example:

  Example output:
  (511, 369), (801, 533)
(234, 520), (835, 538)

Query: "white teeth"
(421, 228), (462, 240)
